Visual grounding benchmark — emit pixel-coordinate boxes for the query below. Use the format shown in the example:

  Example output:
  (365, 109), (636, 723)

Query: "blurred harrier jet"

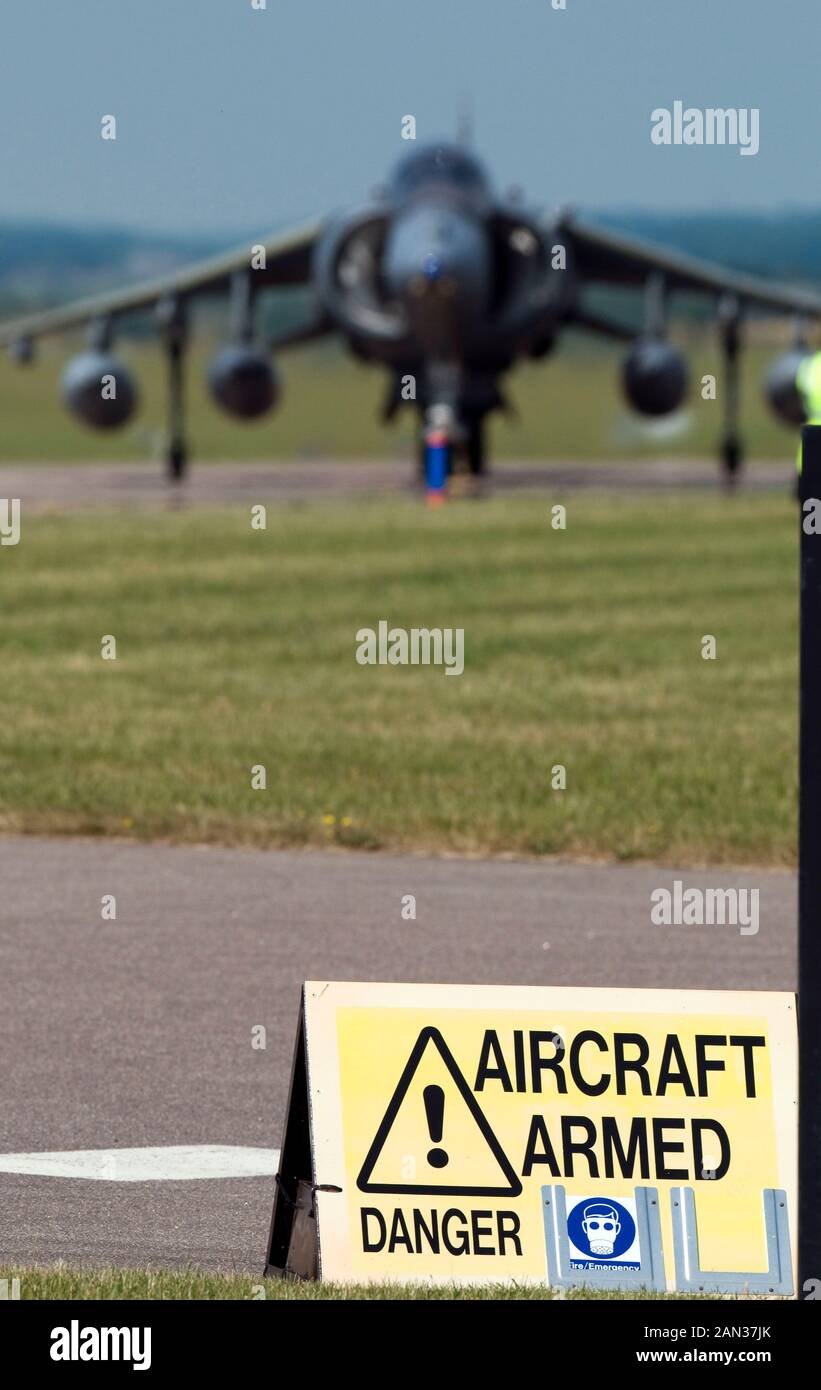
(2, 141), (819, 498)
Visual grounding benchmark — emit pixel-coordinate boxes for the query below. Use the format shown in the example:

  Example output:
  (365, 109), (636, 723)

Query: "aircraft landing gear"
(157, 297), (188, 485)
(718, 296), (743, 489)
(418, 411), (488, 502)
(466, 418), (485, 475)
(462, 417), (488, 497)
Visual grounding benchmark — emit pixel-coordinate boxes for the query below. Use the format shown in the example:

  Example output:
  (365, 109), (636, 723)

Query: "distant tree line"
(597, 208), (821, 285)
(3, 210), (821, 326)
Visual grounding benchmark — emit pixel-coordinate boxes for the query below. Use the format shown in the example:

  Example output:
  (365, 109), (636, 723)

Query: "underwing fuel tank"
(61, 351), (138, 429)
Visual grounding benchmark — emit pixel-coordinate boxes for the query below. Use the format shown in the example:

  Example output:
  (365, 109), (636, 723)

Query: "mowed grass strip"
(0, 1264), (702, 1300)
(0, 492), (798, 863)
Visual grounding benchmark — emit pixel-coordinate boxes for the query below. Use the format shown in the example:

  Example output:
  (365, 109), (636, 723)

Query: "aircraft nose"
(384, 206), (489, 312)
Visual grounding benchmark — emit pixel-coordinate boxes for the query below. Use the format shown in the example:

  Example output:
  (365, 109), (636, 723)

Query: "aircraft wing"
(559, 212), (821, 318)
(554, 212), (821, 481)
(0, 220), (323, 349)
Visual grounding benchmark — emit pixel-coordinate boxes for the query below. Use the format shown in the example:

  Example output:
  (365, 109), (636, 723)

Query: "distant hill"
(0, 224), (228, 315)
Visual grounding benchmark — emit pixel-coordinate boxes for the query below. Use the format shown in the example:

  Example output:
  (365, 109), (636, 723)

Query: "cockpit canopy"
(391, 143), (490, 201)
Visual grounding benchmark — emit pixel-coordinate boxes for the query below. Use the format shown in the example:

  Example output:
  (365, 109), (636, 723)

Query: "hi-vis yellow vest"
(796, 353), (821, 472)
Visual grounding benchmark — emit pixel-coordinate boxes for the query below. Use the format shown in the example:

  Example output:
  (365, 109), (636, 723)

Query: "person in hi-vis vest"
(796, 352), (821, 474)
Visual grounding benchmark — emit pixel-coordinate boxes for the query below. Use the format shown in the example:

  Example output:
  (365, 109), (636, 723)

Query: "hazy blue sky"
(1, 0), (818, 237)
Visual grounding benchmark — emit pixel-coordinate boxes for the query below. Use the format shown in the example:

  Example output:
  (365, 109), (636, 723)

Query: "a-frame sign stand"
(264, 995), (342, 1278)
(264, 1001), (318, 1278)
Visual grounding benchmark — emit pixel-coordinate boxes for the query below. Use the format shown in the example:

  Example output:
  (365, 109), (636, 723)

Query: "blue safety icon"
(566, 1197), (638, 1268)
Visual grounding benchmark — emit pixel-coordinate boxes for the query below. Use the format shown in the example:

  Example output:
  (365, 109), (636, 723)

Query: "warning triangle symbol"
(356, 1026), (522, 1197)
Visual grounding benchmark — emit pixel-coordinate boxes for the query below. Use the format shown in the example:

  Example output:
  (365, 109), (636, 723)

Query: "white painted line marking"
(0, 1145), (280, 1182)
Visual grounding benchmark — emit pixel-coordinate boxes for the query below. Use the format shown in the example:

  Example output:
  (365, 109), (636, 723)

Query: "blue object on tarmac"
(425, 430), (449, 494)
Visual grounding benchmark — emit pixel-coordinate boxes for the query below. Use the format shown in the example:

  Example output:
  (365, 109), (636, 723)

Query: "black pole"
(798, 423), (821, 1290)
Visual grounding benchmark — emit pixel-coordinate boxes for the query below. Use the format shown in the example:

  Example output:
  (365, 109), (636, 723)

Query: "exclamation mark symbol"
(424, 1084), (448, 1169)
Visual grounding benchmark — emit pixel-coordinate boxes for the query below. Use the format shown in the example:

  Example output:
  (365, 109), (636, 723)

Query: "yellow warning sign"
(267, 982), (797, 1290)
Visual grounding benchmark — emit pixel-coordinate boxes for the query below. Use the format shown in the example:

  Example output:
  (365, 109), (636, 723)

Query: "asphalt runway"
(0, 836), (795, 1274)
(0, 457), (789, 511)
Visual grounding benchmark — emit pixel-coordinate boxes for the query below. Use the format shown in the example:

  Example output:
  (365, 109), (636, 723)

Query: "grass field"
(0, 332), (800, 463)
(0, 1264), (701, 1299)
(0, 491), (798, 864)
